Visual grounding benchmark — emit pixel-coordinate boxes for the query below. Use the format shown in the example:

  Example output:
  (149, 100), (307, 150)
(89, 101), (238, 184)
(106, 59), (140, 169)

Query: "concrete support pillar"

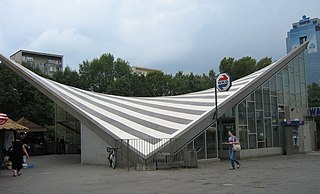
(81, 123), (110, 165)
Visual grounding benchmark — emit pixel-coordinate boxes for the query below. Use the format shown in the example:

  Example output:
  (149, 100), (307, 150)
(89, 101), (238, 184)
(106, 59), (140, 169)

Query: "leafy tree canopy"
(219, 56), (272, 80)
(308, 83), (320, 107)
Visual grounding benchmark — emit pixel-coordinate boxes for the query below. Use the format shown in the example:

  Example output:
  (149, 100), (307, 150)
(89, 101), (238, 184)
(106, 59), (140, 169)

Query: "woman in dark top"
(11, 134), (29, 177)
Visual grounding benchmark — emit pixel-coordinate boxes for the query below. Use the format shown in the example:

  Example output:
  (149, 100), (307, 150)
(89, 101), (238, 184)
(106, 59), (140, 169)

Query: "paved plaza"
(0, 152), (320, 194)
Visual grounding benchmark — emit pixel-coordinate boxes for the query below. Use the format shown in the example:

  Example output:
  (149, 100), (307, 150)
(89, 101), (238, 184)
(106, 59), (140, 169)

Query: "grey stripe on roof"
(170, 87), (243, 99)
(139, 98), (214, 106)
(72, 88), (193, 125)
(46, 82), (162, 143)
(59, 85), (179, 134)
(101, 95), (206, 115)
(169, 95), (215, 99)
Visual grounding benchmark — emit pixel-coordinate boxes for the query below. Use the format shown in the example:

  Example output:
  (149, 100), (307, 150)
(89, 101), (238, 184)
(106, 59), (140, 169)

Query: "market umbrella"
(0, 118), (29, 131)
(17, 117), (46, 132)
(0, 113), (8, 125)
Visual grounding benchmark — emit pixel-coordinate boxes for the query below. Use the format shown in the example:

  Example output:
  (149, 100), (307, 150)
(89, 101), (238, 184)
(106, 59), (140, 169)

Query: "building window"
(265, 118), (272, 147)
(249, 134), (257, 149)
(273, 126), (280, 147)
(247, 101), (256, 133)
(255, 87), (263, 110)
(256, 110), (264, 141)
(22, 56), (33, 62)
(263, 86), (271, 117)
(194, 132), (206, 159)
(271, 96), (278, 125)
(299, 36), (307, 45)
(50, 66), (56, 72)
(270, 76), (277, 96)
(206, 126), (217, 158)
(238, 100), (247, 125)
(239, 126), (248, 149)
(48, 59), (59, 65)
(277, 75), (284, 104)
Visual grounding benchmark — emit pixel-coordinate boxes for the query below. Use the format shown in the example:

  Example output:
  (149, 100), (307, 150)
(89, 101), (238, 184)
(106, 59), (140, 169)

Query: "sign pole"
(214, 77), (219, 159)
(214, 72), (232, 159)
(214, 78), (218, 122)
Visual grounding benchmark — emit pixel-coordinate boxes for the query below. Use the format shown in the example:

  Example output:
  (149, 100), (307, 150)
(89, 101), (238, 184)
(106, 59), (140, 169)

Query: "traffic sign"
(216, 73), (232, 92)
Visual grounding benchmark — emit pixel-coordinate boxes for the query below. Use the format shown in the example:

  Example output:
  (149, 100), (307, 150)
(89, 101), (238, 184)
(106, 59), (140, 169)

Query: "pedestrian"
(225, 130), (241, 170)
(59, 136), (65, 155)
(11, 133), (29, 177)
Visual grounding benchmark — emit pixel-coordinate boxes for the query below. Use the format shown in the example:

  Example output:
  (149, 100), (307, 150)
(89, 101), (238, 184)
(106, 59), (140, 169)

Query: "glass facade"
(236, 51), (307, 150)
(55, 105), (81, 152)
(187, 124), (218, 160)
(188, 50), (307, 158)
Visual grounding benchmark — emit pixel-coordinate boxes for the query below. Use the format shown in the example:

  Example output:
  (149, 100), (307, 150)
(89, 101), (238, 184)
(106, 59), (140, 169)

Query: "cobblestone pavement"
(0, 152), (320, 194)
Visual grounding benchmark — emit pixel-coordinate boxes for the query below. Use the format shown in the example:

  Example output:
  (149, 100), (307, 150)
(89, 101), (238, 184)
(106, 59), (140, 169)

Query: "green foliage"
(75, 53), (216, 97)
(0, 63), (54, 126)
(130, 74), (147, 96)
(233, 56), (256, 80)
(44, 125), (55, 142)
(256, 57), (272, 70)
(307, 83), (320, 129)
(145, 72), (173, 97)
(78, 53), (131, 93)
(308, 83), (320, 107)
(52, 66), (81, 88)
(218, 56), (272, 80)
(219, 57), (234, 77)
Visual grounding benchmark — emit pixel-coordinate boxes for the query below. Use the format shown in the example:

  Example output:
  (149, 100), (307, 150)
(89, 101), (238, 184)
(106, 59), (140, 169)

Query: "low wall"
(218, 147), (283, 160)
(240, 147), (283, 158)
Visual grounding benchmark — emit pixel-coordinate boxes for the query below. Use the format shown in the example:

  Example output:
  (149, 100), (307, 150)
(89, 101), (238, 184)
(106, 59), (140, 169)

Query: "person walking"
(59, 136), (65, 155)
(225, 130), (241, 170)
(11, 134), (29, 177)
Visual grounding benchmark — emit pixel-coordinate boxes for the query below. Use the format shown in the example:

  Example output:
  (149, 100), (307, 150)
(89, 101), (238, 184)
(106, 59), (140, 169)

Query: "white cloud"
(0, 0), (319, 74)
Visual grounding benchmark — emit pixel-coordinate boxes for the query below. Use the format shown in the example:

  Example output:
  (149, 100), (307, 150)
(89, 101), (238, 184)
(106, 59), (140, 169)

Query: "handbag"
(233, 144), (241, 151)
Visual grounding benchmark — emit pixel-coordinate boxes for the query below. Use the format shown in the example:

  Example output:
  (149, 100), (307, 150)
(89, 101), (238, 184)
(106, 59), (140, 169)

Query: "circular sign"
(216, 73), (232, 92)
(0, 113), (8, 125)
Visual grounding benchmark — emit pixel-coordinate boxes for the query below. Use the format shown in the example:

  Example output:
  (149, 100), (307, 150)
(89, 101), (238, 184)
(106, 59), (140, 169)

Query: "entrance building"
(0, 41), (316, 167)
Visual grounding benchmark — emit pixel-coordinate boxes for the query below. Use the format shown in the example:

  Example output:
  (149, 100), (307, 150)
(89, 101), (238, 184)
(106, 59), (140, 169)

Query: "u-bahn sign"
(0, 113), (8, 125)
(216, 73), (232, 92)
(309, 107), (320, 117)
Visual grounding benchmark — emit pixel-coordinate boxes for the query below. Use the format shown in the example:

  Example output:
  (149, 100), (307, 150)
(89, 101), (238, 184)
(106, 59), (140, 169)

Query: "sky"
(0, 0), (319, 75)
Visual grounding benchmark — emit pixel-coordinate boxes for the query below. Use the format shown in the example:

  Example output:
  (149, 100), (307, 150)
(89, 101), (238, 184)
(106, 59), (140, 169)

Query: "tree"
(0, 63), (54, 126)
(78, 53), (131, 94)
(233, 56), (256, 80)
(256, 57), (272, 70)
(145, 72), (173, 97)
(308, 83), (320, 133)
(130, 74), (147, 97)
(219, 57), (234, 78)
(308, 83), (320, 107)
(218, 56), (271, 81)
(111, 76), (132, 96)
(0, 63), (21, 119)
(172, 71), (190, 95)
(52, 66), (81, 88)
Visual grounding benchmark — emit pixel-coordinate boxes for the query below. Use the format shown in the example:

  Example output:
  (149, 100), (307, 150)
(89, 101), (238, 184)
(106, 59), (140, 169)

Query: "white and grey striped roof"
(0, 42), (307, 157)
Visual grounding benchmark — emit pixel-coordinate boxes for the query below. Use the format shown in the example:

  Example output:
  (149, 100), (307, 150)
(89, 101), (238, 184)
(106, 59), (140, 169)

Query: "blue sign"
(216, 73), (232, 92)
(309, 107), (320, 117)
(281, 120), (304, 126)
